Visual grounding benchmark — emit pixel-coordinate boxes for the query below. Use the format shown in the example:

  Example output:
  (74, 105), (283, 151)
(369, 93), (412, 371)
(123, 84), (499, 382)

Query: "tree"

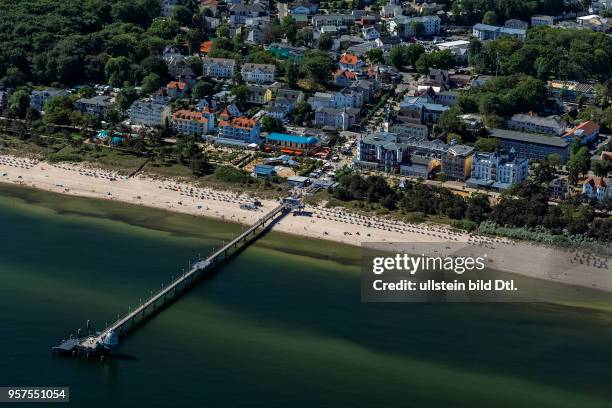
(366, 48), (384, 64)
(216, 25), (230, 38)
(261, 116), (286, 133)
(231, 84), (250, 109)
(105, 56), (132, 87)
(466, 193), (491, 223)
(141, 73), (161, 94)
(482, 10), (498, 25)
(286, 61), (299, 88)
(300, 51), (336, 85)
(405, 44), (425, 67)
(474, 137), (500, 152)
(438, 107), (466, 135)
(172, 5), (193, 26)
(1, 66), (26, 88)
(317, 33), (333, 51)
(8, 90), (30, 118)
(116, 87), (139, 111)
(185, 56), (203, 77)
(192, 81), (213, 99)
(567, 146), (592, 184)
(281, 16), (298, 44)
(291, 101), (313, 125)
(296, 27), (313, 47)
(190, 151), (211, 176)
(43, 95), (74, 125)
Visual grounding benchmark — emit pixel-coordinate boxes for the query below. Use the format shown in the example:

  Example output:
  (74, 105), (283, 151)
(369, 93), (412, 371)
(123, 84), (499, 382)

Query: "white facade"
(241, 63), (276, 84)
(128, 100), (171, 127)
(202, 57), (236, 78)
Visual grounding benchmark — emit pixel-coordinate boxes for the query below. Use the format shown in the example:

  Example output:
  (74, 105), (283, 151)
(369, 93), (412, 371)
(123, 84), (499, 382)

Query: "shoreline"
(0, 154), (610, 294)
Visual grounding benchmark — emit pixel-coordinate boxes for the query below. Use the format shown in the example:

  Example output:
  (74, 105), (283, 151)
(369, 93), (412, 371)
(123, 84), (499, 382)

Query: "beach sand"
(0, 154), (610, 294)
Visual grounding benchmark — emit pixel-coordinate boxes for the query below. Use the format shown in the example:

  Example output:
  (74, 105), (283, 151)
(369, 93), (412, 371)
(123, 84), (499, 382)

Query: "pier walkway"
(54, 200), (295, 357)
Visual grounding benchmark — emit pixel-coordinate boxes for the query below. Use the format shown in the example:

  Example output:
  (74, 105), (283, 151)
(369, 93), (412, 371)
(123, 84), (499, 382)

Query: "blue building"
(252, 164), (277, 178)
(489, 128), (570, 163)
(265, 132), (320, 155)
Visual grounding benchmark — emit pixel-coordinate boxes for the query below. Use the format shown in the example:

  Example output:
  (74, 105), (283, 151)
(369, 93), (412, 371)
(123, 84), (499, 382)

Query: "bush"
(404, 211), (425, 223)
(451, 219), (478, 231)
(214, 166), (250, 183)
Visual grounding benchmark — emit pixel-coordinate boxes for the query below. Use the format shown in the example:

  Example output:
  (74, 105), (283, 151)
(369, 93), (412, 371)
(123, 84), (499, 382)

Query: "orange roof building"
(563, 120), (600, 145)
(199, 40), (213, 54)
(218, 116), (261, 143)
(339, 53), (365, 71)
(171, 109), (214, 135)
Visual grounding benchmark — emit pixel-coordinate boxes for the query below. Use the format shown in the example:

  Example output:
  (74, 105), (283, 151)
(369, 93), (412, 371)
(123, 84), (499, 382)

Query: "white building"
(583, 176), (610, 201)
(128, 99), (171, 127)
(241, 63), (277, 84)
(467, 151), (528, 190)
(531, 15), (555, 27)
(472, 23), (527, 41)
(390, 15), (441, 39)
(202, 57), (236, 78)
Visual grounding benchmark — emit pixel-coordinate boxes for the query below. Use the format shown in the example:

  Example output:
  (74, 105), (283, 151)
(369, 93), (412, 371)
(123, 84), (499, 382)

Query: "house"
(373, 36), (402, 52)
(246, 27), (265, 45)
(489, 128), (570, 163)
(289, 0), (317, 15)
(507, 114), (566, 136)
(229, 3), (265, 25)
(217, 116), (261, 143)
(547, 80), (596, 103)
(312, 14), (355, 28)
(442, 144), (475, 181)
(171, 109), (215, 136)
(167, 80), (191, 99)
(128, 99), (171, 127)
(467, 151), (528, 190)
(549, 177), (570, 200)
(576, 15), (609, 32)
(390, 15), (441, 39)
(400, 155), (440, 178)
(252, 164), (277, 178)
(270, 89), (304, 113)
(308, 89), (363, 110)
(434, 91), (459, 107)
(356, 132), (406, 172)
(583, 176), (610, 201)
(399, 96), (449, 124)
(74, 95), (113, 118)
(472, 23), (527, 41)
(388, 122), (429, 140)
(241, 63), (276, 84)
(531, 15), (555, 26)
(563, 121), (600, 145)
(314, 107), (359, 130)
(339, 53), (365, 72)
(30, 88), (70, 112)
(246, 85), (269, 105)
(199, 40), (213, 54)
(265, 132), (320, 155)
(504, 19), (529, 29)
(362, 26), (380, 41)
(425, 69), (449, 87)
(287, 176), (310, 187)
(333, 69), (359, 87)
(202, 57), (236, 78)
(436, 40), (470, 62)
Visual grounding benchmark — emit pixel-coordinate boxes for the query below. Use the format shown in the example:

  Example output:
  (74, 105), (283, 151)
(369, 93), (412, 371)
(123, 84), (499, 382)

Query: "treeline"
(330, 169), (611, 243)
(0, 0), (203, 87)
(451, 0), (572, 25)
(469, 27), (612, 82)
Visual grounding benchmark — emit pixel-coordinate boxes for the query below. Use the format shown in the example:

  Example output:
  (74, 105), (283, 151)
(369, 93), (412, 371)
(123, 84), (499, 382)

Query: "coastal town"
(0, 0), (610, 250)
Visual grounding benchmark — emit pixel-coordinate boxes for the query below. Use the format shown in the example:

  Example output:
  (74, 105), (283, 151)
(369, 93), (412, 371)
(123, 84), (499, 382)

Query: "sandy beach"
(0, 154), (610, 294)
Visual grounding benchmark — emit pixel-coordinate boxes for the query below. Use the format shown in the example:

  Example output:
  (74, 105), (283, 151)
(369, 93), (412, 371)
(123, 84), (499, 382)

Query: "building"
(442, 144), (474, 181)
(391, 15), (441, 39)
(548, 80), (595, 103)
(128, 99), (171, 127)
(507, 114), (565, 136)
(312, 14), (355, 28)
(576, 15), (609, 32)
(435, 91), (459, 107)
(171, 109), (215, 136)
(308, 89), (364, 110)
(246, 85), (270, 105)
(362, 26), (380, 41)
(467, 151), (528, 190)
(217, 116), (261, 143)
(489, 128), (570, 163)
(30, 88), (70, 112)
(167, 80), (191, 98)
(435, 40), (470, 62)
(549, 177), (570, 200)
(265, 132), (320, 155)
(270, 89), (304, 113)
(339, 53), (365, 72)
(531, 15), (555, 27)
(241, 63), (276, 84)
(229, 3), (265, 25)
(399, 96), (449, 125)
(582, 176), (610, 201)
(472, 23), (527, 41)
(314, 107), (358, 130)
(74, 95), (113, 118)
(356, 132), (406, 172)
(202, 57), (236, 78)
(388, 122), (429, 140)
(563, 121), (600, 145)
(252, 164), (277, 178)
(400, 155), (439, 179)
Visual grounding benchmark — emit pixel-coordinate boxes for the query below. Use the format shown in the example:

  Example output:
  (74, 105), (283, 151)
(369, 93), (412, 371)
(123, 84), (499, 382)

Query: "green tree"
(231, 84), (250, 110)
(317, 33), (333, 51)
(300, 51), (336, 85)
(366, 48), (384, 64)
(105, 56), (132, 87)
(474, 137), (500, 152)
(261, 116), (286, 133)
(141, 73), (161, 94)
(482, 10), (498, 25)
(1, 66), (26, 88)
(172, 5), (193, 26)
(281, 16), (298, 44)
(8, 90), (30, 118)
(286, 60), (299, 88)
(116, 87), (139, 111)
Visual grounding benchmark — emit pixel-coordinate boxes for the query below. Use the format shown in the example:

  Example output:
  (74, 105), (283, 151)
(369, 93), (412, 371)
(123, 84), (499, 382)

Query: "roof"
(339, 53), (360, 65)
(199, 40), (213, 53)
(490, 128), (570, 148)
(584, 176), (608, 189)
(268, 132), (319, 145)
(220, 116), (258, 130)
(242, 63), (276, 74)
(564, 120), (599, 137)
(167, 81), (187, 91)
(172, 109), (209, 123)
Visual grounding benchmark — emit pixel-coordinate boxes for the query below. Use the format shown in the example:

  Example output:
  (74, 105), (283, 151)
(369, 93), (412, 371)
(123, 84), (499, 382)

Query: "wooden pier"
(53, 200), (295, 358)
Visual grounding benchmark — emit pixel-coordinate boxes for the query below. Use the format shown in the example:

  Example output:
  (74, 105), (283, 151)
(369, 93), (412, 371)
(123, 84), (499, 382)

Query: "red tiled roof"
(584, 176), (608, 189)
(168, 81), (186, 91)
(564, 120), (599, 137)
(339, 53), (359, 65)
(200, 40), (213, 53)
(172, 110), (208, 123)
(333, 69), (357, 80)
(219, 116), (258, 130)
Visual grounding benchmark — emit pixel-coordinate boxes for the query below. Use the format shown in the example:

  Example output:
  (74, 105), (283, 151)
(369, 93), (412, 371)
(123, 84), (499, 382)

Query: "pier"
(53, 199), (299, 359)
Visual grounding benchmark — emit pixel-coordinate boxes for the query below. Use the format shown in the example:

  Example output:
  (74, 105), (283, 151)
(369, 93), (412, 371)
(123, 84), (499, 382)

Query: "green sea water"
(1, 183), (612, 407)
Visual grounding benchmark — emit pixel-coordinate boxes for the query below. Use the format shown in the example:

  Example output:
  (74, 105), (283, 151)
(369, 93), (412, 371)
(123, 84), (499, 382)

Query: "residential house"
(563, 121), (600, 145)
(549, 177), (571, 200)
(339, 53), (366, 72)
(167, 80), (191, 98)
(30, 88), (70, 112)
(442, 144), (475, 181)
(333, 69), (359, 87)
(312, 14), (356, 28)
(472, 23), (527, 41)
(241, 63), (276, 84)
(507, 113), (566, 136)
(314, 107), (359, 130)
(270, 89), (304, 113)
(388, 122), (429, 140)
(436, 40), (470, 62)
(171, 109), (215, 136)
(399, 96), (449, 124)
(467, 151), (528, 190)
(356, 132), (406, 172)
(531, 15), (555, 26)
(246, 85), (269, 105)
(434, 91), (459, 106)
(547, 80), (596, 103)
(128, 98), (171, 127)
(308, 89), (363, 110)
(74, 95), (113, 118)
(576, 15), (609, 31)
(582, 176), (610, 201)
(252, 164), (277, 178)
(202, 57), (236, 79)
(489, 128), (570, 163)
(229, 3), (265, 25)
(400, 155), (440, 178)
(362, 26), (380, 41)
(217, 116), (261, 143)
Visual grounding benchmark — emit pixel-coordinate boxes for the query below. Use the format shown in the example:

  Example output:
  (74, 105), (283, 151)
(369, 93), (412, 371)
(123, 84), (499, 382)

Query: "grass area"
(143, 160), (194, 179)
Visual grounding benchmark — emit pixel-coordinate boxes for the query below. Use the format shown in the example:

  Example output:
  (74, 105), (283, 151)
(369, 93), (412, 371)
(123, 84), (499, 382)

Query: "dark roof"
(490, 128), (569, 148)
